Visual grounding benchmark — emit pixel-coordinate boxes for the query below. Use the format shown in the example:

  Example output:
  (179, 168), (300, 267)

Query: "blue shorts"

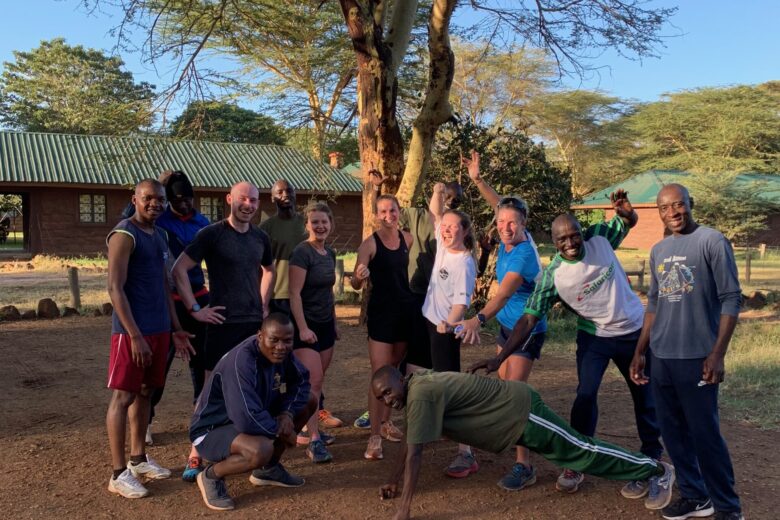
(497, 326), (545, 360)
(195, 424), (241, 463)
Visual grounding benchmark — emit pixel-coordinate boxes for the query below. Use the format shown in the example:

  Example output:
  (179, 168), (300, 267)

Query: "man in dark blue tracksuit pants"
(189, 313), (316, 511)
(631, 183), (743, 520)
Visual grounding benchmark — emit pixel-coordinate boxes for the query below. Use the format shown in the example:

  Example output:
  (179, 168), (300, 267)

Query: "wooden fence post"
(758, 243), (767, 259)
(67, 267), (81, 309)
(335, 258), (345, 298)
(745, 250), (751, 284)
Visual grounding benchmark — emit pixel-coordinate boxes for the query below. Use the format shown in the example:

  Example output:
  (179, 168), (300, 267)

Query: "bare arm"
(260, 262), (275, 318)
(395, 443), (424, 520)
(456, 271), (525, 344)
(702, 314), (739, 384)
(289, 264), (316, 343)
(462, 150), (500, 207)
(351, 236), (375, 290)
(172, 252), (225, 324)
(107, 232), (149, 367)
(630, 311), (656, 385)
(163, 275), (196, 361)
(429, 182), (446, 227)
(610, 189), (638, 228)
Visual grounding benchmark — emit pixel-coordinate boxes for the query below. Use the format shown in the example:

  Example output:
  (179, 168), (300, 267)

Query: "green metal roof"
(573, 170), (780, 207)
(0, 131), (362, 193)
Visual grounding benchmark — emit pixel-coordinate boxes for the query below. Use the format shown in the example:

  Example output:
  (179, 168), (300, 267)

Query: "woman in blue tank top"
(351, 194), (413, 461)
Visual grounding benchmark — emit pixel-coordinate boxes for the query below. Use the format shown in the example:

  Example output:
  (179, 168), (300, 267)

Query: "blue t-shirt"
(107, 219), (171, 336)
(156, 208), (210, 291)
(495, 233), (547, 334)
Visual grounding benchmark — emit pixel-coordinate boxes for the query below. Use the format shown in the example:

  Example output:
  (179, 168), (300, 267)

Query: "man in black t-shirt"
(173, 181), (275, 374)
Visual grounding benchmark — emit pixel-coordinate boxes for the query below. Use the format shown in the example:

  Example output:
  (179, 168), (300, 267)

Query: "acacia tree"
(171, 101), (286, 144)
(92, 0), (675, 235)
(0, 38), (155, 134)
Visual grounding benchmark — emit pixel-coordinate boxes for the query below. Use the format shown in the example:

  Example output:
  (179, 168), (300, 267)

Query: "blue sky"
(0, 0), (777, 106)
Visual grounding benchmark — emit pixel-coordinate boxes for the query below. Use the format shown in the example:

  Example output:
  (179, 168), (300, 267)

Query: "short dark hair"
(262, 312), (292, 330)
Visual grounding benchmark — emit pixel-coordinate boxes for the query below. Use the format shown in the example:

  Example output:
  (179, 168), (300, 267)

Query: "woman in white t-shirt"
(423, 183), (478, 477)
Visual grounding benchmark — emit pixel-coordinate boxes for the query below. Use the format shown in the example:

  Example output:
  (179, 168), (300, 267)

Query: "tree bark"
(397, 0), (456, 206)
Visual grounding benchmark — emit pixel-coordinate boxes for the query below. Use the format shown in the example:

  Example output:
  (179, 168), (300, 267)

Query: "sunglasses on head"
(497, 196), (527, 217)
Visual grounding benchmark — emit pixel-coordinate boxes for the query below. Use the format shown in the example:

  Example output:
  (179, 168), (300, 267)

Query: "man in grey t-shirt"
(631, 183), (743, 520)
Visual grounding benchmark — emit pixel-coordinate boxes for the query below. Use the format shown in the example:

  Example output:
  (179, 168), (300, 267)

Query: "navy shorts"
(366, 306), (412, 344)
(497, 325), (545, 360)
(293, 318), (337, 352)
(195, 424), (241, 463)
(203, 321), (262, 371)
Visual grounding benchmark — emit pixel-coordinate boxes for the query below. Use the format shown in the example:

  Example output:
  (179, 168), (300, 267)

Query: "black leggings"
(426, 320), (461, 372)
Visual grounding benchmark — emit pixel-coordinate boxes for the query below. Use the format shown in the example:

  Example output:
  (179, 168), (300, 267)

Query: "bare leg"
(107, 390), (136, 470)
(367, 338), (399, 436)
(294, 348), (327, 441)
(128, 386), (153, 458)
(499, 347), (535, 465)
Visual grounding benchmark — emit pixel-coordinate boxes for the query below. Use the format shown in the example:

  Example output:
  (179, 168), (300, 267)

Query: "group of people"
(105, 154), (744, 520)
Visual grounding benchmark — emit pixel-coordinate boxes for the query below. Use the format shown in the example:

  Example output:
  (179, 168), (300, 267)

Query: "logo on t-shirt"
(576, 262), (615, 302)
(439, 267), (449, 280)
(658, 257), (695, 302)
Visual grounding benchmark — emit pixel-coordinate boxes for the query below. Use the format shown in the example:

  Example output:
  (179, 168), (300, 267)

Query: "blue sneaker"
(498, 463), (537, 491)
(296, 429), (336, 446)
(182, 456), (203, 483)
(353, 411), (370, 429)
(306, 440), (333, 464)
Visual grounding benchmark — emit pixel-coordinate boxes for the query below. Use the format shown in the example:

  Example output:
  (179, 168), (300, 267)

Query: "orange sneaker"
(318, 409), (344, 428)
(380, 420), (403, 442)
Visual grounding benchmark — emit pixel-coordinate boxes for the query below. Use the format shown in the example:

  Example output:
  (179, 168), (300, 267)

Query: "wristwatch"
(476, 313), (486, 327)
(189, 303), (202, 313)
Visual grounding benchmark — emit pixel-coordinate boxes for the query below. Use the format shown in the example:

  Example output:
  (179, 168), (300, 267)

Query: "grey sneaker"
(107, 469), (149, 499)
(556, 469), (584, 493)
(621, 479), (650, 499)
(306, 439), (333, 463)
(646, 461), (675, 510)
(497, 463), (537, 491)
(127, 456), (171, 480)
(445, 451), (479, 478)
(196, 469), (235, 511)
(249, 462), (305, 487)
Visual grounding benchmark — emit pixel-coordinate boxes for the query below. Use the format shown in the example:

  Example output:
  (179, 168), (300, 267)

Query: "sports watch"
(189, 303), (202, 313)
(476, 313), (487, 327)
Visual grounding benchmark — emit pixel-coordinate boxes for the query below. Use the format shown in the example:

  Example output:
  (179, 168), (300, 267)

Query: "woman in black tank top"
(351, 195), (413, 460)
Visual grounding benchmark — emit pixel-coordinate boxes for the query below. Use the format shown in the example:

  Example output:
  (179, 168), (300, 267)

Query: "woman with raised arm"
(289, 202), (339, 464)
(453, 151), (548, 491)
(423, 182), (478, 475)
(351, 195), (413, 460)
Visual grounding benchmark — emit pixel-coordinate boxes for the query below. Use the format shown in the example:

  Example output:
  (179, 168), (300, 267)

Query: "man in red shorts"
(105, 179), (195, 498)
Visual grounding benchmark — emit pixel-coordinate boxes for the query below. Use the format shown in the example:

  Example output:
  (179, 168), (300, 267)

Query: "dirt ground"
(1, 306), (777, 519)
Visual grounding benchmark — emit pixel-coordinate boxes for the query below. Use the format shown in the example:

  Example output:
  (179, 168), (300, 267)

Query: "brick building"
(0, 131), (363, 257)
(572, 170), (780, 250)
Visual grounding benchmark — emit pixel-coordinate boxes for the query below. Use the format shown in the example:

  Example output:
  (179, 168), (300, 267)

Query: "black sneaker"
(249, 462), (305, 487)
(714, 512), (744, 520)
(196, 469), (235, 511)
(662, 497), (715, 520)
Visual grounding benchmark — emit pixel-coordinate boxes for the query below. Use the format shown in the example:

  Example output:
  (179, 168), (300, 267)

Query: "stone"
(62, 307), (80, 317)
(0, 305), (21, 321)
(101, 302), (113, 316)
(21, 310), (37, 319)
(743, 291), (767, 310)
(37, 298), (60, 319)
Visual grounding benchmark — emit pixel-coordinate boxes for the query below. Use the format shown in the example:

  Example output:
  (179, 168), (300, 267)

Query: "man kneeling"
(374, 366), (674, 520)
(189, 313), (316, 510)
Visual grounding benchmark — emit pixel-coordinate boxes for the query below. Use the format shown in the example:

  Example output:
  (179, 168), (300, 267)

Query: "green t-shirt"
(405, 371), (531, 454)
(399, 207), (436, 295)
(259, 214), (307, 299)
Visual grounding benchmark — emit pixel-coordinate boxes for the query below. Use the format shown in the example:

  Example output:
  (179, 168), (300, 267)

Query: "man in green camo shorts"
(373, 366), (675, 520)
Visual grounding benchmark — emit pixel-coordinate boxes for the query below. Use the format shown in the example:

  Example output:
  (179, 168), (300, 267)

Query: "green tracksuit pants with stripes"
(519, 389), (661, 481)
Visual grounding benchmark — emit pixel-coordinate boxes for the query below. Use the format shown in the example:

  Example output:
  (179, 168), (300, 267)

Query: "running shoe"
(296, 428), (336, 446)
(380, 420), (403, 442)
(497, 463), (536, 491)
(306, 439), (334, 463)
(555, 469), (584, 493)
(661, 497), (714, 519)
(197, 469), (234, 511)
(354, 411), (370, 429)
(249, 462), (305, 487)
(445, 451), (479, 478)
(108, 469), (149, 499)
(127, 456), (171, 480)
(318, 409), (344, 428)
(182, 456), (203, 483)
(621, 479), (650, 499)
(645, 461), (675, 510)
(364, 434), (383, 460)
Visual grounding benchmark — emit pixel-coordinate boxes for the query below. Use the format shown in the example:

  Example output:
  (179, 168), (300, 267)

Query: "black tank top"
(368, 230), (414, 310)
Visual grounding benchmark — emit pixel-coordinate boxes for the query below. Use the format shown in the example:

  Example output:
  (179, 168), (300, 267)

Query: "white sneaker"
(128, 456), (171, 480)
(108, 469), (149, 498)
(145, 426), (153, 446)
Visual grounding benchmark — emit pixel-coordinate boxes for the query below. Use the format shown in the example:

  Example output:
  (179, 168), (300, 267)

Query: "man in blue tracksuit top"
(631, 183), (743, 520)
(189, 313), (316, 511)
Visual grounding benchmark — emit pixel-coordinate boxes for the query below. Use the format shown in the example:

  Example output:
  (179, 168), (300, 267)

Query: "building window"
(200, 197), (224, 222)
(79, 194), (106, 223)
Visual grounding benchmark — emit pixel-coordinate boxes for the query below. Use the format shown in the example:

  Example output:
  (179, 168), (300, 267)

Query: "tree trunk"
(339, 0), (405, 240)
(397, 0), (456, 206)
